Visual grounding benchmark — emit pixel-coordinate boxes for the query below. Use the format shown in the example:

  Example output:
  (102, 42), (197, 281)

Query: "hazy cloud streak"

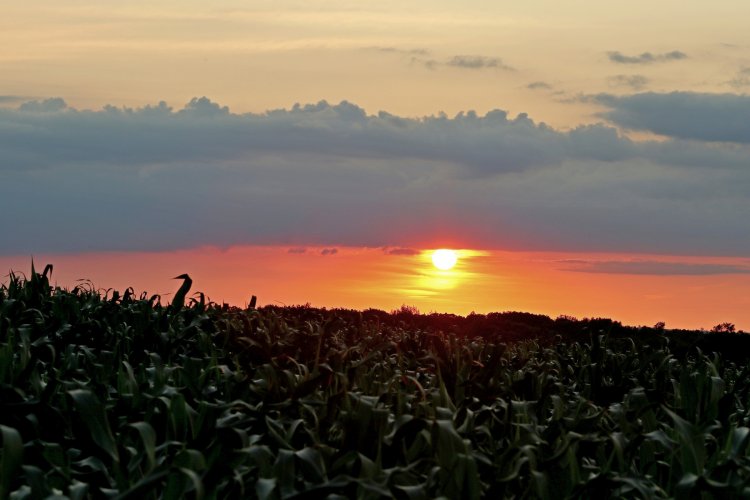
(385, 247), (420, 256)
(608, 74), (649, 90)
(446, 55), (513, 70)
(562, 260), (750, 276)
(0, 95), (29, 104)
(527, 81), (552, 90)
(372, 48), (512, 71)
(728, 67), (750, 89)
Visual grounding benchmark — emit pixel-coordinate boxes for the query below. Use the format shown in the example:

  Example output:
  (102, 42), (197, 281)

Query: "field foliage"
(2, 266), (750, 498)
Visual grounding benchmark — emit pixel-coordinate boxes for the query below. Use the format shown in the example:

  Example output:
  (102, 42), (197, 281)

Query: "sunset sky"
(2, 1), (750, 329)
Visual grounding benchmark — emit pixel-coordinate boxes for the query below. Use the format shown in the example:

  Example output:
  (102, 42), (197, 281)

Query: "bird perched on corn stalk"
(171, 274), (192, 310)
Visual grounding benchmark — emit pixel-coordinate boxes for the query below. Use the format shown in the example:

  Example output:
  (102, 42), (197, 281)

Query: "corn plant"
(2, 265), (750, 498)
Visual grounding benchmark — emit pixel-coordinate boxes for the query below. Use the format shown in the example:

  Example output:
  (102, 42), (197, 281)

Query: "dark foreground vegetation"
(2, 266), (750, 498)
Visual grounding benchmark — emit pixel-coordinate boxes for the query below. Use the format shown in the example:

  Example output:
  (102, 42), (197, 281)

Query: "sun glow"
(431, 249), (458, 270)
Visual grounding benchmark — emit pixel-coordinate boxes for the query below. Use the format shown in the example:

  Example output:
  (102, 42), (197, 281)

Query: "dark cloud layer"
(1, 96), (750, 256)
(607, 50), (687, 64)
(595, 92), (750, 143)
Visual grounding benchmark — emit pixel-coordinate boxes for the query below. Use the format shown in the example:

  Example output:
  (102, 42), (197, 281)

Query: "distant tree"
(392, 304), (420, 316)
(711, 322), (736, 334)
(653, 321), (666, 331)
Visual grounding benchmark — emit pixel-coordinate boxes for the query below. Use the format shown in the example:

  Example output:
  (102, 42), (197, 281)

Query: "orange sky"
(2, 246), (748, 331)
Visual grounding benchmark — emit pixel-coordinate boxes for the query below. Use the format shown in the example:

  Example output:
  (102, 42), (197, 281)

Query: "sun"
(432, 249), (458, 270)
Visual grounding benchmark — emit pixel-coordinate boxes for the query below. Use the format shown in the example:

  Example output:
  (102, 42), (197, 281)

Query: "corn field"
(2, 265), (750, 498)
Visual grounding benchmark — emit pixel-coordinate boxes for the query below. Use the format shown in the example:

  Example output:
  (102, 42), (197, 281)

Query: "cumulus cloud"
(320, 248), (338, 256)
(180, 96), (229, 116)
(0, 97), (627, 174)
(18, 97), (68, 112)
(1, 97), (750, 256)
(607, 50), (687, 64)
(288, 247), (307, 254)
(607, 74), (649, 90)
(562, 260), (750, 276)
(594, 91), (750, 143)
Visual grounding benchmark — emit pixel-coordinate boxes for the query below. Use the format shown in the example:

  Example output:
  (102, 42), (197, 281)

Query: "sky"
(2, 1), (750, 329)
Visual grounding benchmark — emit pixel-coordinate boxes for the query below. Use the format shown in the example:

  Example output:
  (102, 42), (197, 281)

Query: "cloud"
(18, 97), (68, 112)
(385, 247), (419, 256)
(0, 95), (29, 104)
(607, 74), (649, 90)
(0, 97), (616, 174)
(607, 50), (687, 64)
(180, 96), (229, 116)
(728, 67), (750, 89)
(1, 97), (750, 256)
(288, 247), (307, 254)
(320, 248), (338, 256)
(527, 81), (552, 90)
(412, 56), (439, 70)
(446, 55), (513, 70)
(366, 46), (430, 56)
(375, 48), (512, 71)
(562, 260), (750, 276)
(594, 91), (750, 143)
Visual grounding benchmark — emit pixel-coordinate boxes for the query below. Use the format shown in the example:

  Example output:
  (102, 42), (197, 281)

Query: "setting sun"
(432, 249), (458, 270)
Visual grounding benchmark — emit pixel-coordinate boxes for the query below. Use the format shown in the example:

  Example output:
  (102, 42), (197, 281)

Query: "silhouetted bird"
(171, 274), (192, 310)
